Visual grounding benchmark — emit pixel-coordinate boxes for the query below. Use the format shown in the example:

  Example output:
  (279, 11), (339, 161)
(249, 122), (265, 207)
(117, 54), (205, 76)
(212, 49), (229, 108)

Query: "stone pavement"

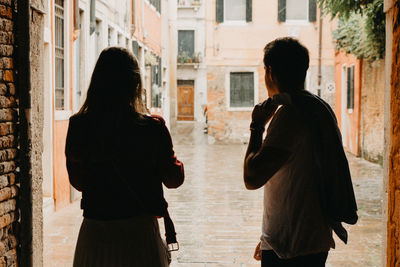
(43, 122), (383, 267)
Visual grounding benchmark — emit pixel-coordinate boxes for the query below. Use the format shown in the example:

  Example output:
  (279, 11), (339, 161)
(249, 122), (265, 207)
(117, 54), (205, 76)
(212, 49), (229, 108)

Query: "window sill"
(347, 108), (354, 114)
(284, 20), (311, 26)
(55, 110), (72, 121)
(178, 5), (200, 10)
(219, 21), (248, 26)
(227, 107), (253, 112)
(177, 62), (201, 68)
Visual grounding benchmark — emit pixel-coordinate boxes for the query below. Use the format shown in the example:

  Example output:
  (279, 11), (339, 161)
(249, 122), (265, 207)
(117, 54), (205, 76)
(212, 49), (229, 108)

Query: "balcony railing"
(177, 52), (202, 65)
(177, 0), (201, 8)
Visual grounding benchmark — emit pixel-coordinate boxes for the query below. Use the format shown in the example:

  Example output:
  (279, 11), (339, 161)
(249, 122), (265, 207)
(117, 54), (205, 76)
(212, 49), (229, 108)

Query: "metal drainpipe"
(317, 7), (323, 97)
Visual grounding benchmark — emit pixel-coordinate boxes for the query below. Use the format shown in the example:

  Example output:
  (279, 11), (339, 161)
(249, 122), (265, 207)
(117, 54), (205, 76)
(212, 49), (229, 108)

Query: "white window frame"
(54, 0), (72, 120)
(223, 0), (247, 25)
(285, 0), (310, 25)
(225, 67), (258, 111)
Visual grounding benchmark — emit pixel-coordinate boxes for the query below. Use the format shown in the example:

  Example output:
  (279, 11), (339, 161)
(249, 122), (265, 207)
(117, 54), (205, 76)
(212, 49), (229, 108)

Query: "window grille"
(216, 0), (252, 23)
(286, 0), (308, 20)
(132, 40), (139, 59)
(230, 72), (254, 108)
(151, 57), (162, 108)
(347, 66), (355, 109)
(150, 0), (161, 13)
(178, 30), (194, 57)
(278, 0), (317, 22)
(55, 0), (65, 110)
(225, 0), (246, 21)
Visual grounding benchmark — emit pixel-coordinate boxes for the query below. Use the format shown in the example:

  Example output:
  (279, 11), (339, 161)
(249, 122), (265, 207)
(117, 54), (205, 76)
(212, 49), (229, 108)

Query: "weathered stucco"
(207, 66), (254, 143)
(360, 60), (385, 164)
(29, 2), (45, 265)
(387, 1), (400, 266)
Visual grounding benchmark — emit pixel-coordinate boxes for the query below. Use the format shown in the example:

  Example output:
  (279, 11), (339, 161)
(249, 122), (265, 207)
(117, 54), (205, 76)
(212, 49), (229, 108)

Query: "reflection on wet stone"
(165, 122), (383, 267)
(43, 122), (383, 267)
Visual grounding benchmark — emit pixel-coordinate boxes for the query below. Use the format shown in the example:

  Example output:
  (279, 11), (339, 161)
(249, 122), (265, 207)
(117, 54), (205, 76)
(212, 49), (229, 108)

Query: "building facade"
(43, 0), (168, 210)
(175, 0), (207, 123)
(205, 0), (337, 143)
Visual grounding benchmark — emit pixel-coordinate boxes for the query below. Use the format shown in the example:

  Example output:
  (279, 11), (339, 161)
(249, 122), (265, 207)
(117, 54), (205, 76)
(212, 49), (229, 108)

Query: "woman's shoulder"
(139, 114), (168, 131)
(68, 113), (91, 130)
(146, 114), (166, 125)
(70, 112), (89, 122)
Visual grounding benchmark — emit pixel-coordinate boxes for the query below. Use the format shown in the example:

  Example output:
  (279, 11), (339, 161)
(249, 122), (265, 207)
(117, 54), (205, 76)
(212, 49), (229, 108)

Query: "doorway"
(177, 80), (195, 121)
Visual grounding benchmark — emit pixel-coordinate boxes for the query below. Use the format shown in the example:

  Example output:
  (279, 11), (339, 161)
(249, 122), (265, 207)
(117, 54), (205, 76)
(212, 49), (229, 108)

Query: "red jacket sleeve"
(152, 115), (185, 188)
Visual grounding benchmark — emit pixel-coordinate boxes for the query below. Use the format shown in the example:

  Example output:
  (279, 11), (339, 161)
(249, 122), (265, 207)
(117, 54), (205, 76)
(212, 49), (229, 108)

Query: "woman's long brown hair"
(77, 47), (147, 117)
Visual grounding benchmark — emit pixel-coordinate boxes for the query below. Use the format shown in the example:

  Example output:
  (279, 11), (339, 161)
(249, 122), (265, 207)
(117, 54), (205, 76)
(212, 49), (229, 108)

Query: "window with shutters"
(132, 40), (140, 60)
(216, 0), (252, 23)
(225, 0), (246, 21)
(149, 0), (161, 13)
(178, 30), (195, 58)
(95, 20), (101, 57)
(278, 0), (317, 23)
(347, 66), (355, 110)
(229, 72), (254, 108)
(108, 26), (114, 46)
(287, 0), (308, 21)
(55, 0), (65, 110)
(151, 57), (162, 108)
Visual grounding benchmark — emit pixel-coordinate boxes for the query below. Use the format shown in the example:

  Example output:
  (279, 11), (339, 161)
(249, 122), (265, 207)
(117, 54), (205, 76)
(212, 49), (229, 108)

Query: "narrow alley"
(44, 123), (383, 267)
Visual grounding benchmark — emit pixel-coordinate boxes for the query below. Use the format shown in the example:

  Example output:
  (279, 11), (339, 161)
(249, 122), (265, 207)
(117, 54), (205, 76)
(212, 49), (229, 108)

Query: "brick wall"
(0, 0), (19, 266)
(360, 60), (385, 164)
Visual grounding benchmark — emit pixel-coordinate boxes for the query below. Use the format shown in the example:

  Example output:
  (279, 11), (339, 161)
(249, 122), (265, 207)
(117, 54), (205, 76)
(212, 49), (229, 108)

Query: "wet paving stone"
(43, 122), (384, 267)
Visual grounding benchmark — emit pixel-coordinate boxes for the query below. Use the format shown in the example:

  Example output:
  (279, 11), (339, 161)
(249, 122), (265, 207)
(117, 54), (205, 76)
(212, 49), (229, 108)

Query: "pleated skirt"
(73, 215), (169, 267)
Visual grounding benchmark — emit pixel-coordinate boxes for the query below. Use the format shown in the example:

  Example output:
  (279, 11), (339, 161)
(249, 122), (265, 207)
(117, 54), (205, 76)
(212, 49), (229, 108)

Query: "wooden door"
(177, 80), (194, 121)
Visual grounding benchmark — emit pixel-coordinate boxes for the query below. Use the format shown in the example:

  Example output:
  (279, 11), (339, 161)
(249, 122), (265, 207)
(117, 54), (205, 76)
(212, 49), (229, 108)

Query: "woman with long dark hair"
(66, 47), (184, 266)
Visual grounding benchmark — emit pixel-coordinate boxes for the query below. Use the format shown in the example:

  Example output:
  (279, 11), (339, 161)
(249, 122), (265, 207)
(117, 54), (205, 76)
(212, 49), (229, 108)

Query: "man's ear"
(267, 67), (275, 81)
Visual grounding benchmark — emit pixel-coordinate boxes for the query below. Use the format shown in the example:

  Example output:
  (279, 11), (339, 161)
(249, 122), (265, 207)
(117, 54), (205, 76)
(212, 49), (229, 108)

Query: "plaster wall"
(30, 0), (46, 264)
(143, 1), (162, 55)
(167, 0), (178, 127)
(360, 60), (385, 164)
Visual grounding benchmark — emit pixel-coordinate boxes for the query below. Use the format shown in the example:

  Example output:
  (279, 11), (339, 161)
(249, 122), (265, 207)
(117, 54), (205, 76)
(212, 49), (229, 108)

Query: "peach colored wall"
(133, 0), (145, 42)
(143, 2), (162, 55)
(205, 0), (337, 142)
(205, 0), (336, 67)
(334, 50), (361, 156)
(53, 120), (70, 210)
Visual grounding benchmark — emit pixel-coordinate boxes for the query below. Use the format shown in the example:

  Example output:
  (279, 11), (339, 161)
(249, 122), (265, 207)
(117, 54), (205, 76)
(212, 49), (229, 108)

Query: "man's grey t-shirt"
(260, 104), (335, 259)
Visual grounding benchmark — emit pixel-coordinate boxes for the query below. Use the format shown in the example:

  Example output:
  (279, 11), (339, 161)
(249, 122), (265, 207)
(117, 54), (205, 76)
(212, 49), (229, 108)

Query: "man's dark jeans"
(261, 250), (328, 267)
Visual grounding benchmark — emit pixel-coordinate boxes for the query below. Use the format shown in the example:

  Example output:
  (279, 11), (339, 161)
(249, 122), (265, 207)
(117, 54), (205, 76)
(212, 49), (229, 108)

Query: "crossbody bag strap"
(110, 152), (179, 251)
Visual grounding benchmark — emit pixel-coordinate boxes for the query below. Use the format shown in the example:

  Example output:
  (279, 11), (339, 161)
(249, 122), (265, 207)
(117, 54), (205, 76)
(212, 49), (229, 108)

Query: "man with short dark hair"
(243, 37), (357, 267)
